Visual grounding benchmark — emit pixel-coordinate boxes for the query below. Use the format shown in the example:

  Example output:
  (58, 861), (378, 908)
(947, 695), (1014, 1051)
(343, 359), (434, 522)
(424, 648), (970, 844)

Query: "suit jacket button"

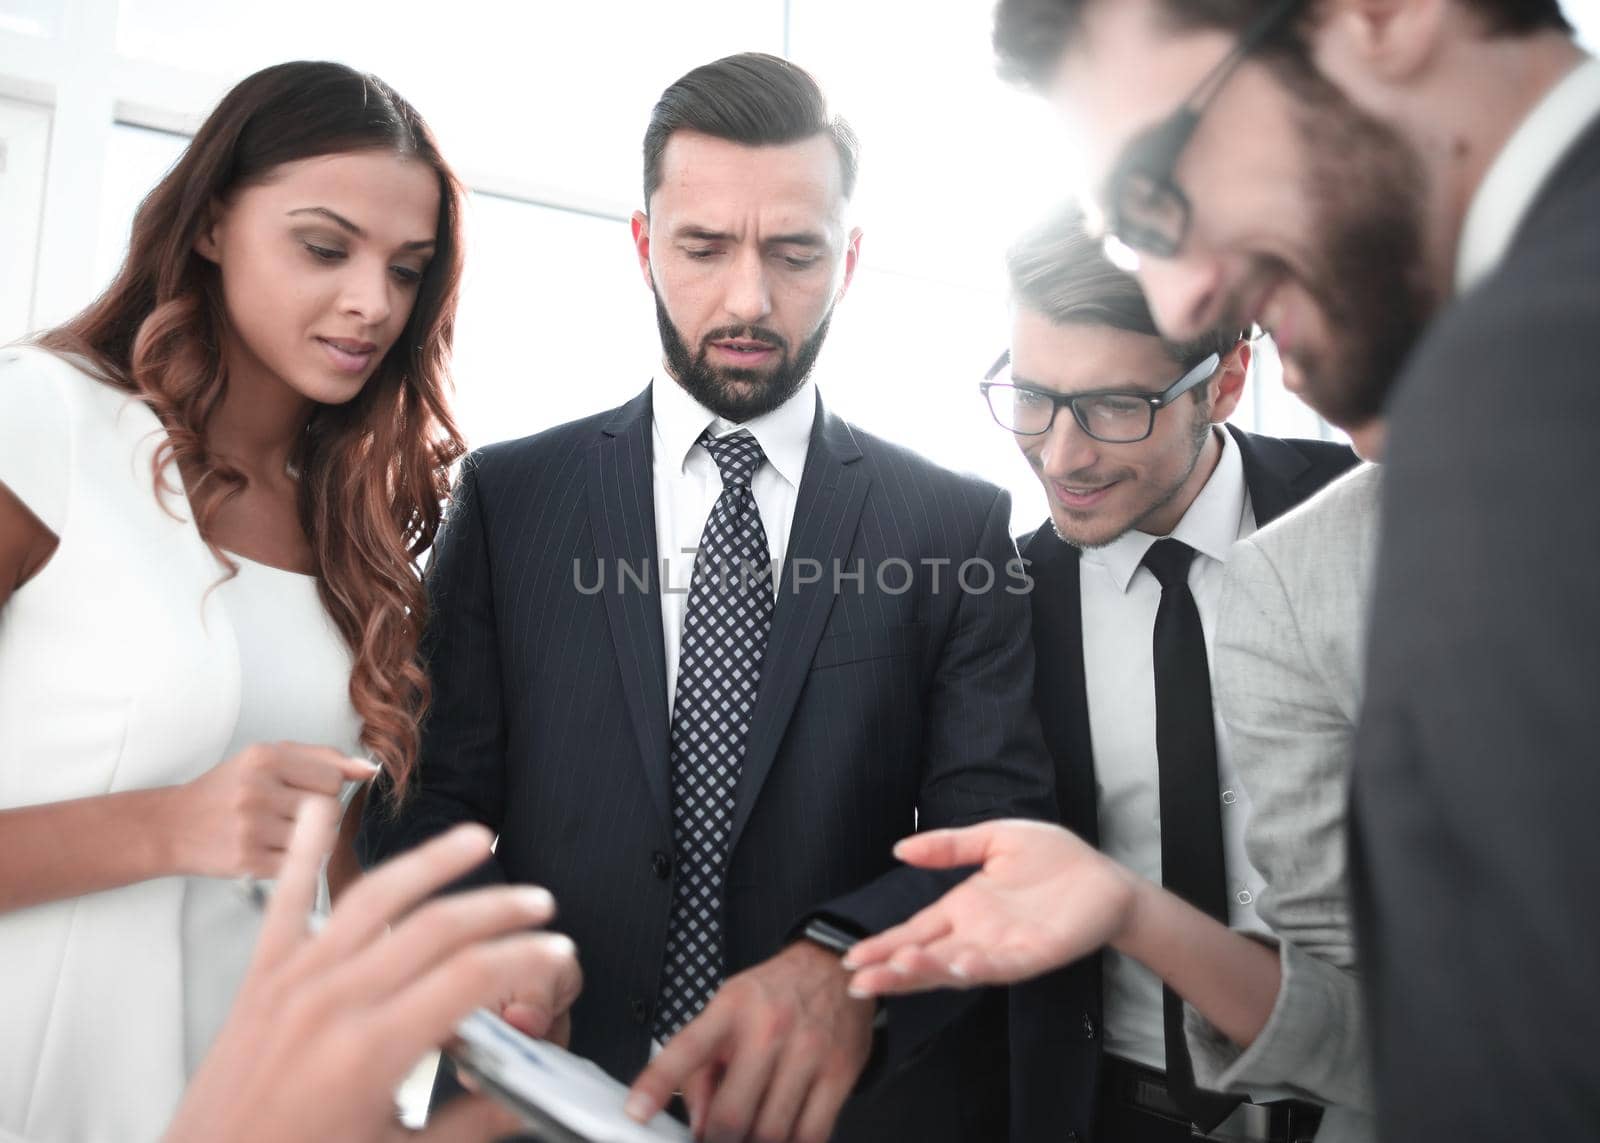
(651, 851), (671, 880)
(1082, 1012), (1096, 1040)
(1065, 1132), (1081, 1143)
(631, 998), (650, 1025)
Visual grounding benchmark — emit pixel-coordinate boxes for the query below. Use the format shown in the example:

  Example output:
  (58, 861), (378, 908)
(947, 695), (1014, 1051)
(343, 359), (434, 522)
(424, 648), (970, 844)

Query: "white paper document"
(450, 1009), (691, 1143)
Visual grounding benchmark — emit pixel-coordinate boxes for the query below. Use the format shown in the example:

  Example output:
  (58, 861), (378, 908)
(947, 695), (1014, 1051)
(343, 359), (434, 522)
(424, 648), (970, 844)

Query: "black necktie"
(1143, 538), (1243, 1132)
(653, 431), (774, 1040)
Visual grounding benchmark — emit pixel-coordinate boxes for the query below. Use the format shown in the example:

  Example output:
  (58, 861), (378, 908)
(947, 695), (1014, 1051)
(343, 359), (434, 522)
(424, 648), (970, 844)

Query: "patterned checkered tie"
(653, 430), (774, 1039)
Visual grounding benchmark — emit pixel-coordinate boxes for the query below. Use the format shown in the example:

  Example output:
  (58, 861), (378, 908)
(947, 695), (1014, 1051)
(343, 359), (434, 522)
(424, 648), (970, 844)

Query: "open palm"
(844, 819), (1139, 996)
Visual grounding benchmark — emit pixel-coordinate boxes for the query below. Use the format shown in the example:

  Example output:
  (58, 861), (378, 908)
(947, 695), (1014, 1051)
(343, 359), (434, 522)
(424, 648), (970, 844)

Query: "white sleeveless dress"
(0, 346), (362, 1141)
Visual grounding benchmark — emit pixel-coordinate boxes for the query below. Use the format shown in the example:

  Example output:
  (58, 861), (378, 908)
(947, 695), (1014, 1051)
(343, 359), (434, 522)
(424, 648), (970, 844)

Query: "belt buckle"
(1113, 1062), (1188, 1125)
(1197, 1100), (1323, 1143)
(1192, 1101), (1277, 1142)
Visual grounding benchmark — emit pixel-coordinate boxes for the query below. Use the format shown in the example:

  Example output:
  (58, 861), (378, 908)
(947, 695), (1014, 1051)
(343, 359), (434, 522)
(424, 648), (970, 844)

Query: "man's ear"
(630, 210), (654, 291)
(1207, 338), (1251, 423)
(835, 226), (863, 305)
(193, 199), (225, 263)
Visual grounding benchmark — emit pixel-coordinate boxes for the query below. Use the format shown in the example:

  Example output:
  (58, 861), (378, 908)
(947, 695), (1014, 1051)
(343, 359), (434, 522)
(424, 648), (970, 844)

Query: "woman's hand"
(165, 797), (582, 1143)
(843, 819), (1143, 995)
(166, 742), (378, 879)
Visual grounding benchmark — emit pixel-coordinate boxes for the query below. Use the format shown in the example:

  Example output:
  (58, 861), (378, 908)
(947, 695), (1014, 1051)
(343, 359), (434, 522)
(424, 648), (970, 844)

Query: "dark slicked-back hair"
(993, 0), (1572, 91)
(642, 52), (860, 207)
(1008, 205), (1242, 377)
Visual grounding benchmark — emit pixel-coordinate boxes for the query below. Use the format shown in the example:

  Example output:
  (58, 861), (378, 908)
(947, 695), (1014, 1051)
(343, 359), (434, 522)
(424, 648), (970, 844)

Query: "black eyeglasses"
(980, 351), (1221, 443)
(1099, 0), (1306, 261)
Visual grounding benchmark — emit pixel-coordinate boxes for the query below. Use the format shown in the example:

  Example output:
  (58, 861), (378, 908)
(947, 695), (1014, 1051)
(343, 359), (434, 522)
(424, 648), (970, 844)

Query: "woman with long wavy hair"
(0, 60), (467, 1140)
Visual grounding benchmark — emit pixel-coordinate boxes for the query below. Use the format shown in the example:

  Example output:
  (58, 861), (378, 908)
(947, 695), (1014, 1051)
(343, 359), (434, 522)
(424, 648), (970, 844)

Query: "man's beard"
(1283, 81), (1438, 427)
(654, 291), (834, 423)
(1050, 398), (1215, 551)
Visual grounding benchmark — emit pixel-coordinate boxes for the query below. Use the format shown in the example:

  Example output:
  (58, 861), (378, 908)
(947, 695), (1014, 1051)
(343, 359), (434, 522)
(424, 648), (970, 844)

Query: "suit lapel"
(1031, 429), (1348, 846)
(1227, 424), (1313, 528)
(1021, 526), (1099, 843)
(588, 387), (672, 831)
(728, 395), (870, 851)
(1025, 427), (1305, 844)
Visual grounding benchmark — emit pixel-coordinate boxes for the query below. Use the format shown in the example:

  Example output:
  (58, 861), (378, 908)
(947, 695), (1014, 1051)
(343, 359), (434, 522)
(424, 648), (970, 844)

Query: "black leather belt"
(1103, 1057), (1325, 1143)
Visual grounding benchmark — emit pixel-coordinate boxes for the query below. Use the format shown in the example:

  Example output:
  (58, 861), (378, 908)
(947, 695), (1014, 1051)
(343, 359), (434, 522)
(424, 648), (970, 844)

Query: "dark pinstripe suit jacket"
(362, 385), (1055, 1141)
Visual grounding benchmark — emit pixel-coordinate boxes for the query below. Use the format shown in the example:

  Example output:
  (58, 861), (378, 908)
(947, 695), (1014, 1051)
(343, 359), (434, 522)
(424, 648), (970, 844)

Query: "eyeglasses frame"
(979, 349), (1223, 443)
(1099, 0), (1308, 259)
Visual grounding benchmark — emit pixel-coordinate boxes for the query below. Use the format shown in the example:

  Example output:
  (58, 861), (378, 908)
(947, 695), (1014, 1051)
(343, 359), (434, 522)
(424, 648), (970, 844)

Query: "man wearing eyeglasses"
(991, 1), (1599, 1141)
(991, 209), (1355, 1143)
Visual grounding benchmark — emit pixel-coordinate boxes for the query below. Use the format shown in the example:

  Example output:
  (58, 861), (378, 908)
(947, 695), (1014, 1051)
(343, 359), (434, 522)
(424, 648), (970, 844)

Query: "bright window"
(13, 0), (1600, 533)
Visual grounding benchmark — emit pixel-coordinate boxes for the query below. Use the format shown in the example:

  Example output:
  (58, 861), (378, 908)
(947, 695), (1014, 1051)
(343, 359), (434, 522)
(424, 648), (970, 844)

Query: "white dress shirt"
(650, 373), (815, 714)
(1456, 55), (1600, 295)
(1078, 428), (1275, 1074)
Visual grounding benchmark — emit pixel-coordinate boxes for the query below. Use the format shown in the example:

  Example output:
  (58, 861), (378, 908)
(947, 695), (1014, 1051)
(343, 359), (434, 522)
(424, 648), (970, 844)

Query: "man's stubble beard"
(1289, 78), (1438, 428)
(654, 290), (834, 423)
(1051, 399), (1216, 551)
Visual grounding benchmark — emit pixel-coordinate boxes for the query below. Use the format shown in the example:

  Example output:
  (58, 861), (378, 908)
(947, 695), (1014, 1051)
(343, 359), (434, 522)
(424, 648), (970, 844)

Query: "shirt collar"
(651, 373), (816, 490)
(1455, 55), (1600, 296)
(1084, 426), (1249, 593)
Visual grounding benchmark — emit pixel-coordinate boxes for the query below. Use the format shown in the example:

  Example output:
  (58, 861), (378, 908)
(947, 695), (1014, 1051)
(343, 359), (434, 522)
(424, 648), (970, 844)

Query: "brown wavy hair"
(38, 61), (466, 801)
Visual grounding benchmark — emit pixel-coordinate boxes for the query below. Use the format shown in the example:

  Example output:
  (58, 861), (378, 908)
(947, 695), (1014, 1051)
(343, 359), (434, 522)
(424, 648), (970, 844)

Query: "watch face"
(804, 919), (857, 956)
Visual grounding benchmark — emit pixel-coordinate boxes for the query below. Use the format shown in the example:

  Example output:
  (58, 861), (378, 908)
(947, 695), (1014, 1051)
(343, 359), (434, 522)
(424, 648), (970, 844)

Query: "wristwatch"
(801, 917), (890, 1041)
(801, 916), (862, 957)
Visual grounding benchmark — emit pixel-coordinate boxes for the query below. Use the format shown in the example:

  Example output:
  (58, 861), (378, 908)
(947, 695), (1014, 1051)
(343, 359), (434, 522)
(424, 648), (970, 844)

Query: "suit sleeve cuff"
(1183, 935), (1374, 1111)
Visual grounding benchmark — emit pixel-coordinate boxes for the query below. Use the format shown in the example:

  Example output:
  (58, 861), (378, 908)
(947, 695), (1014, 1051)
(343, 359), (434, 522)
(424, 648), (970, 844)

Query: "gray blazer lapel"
(587, 387), (672, 831)
(728, 396), (870, 851)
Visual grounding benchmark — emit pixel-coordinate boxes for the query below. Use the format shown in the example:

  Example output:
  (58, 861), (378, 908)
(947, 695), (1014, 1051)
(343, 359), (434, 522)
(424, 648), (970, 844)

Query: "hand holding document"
(167, 798), (582, 1142)
(625, 941), (874, 1142)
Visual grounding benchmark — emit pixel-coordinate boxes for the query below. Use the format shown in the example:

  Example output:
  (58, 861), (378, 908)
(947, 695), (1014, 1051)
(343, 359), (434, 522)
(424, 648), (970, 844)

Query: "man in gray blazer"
(1188, 461), (1383, 1143)
(841, 270), (1376, 1142)
(842, 461), (1382, 1140)
(999, 213), (1355, 1143)
(837, 208), (1355, 1143)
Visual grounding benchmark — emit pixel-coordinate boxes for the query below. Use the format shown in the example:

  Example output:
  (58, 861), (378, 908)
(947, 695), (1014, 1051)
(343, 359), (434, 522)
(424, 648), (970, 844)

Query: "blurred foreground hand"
(166, 798), (582, 1142)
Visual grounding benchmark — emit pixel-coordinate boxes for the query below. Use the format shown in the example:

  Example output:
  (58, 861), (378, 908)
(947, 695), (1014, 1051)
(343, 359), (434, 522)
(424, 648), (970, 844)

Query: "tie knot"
(1141, 537), (1196, 590)
(700, 430), (766, 491)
